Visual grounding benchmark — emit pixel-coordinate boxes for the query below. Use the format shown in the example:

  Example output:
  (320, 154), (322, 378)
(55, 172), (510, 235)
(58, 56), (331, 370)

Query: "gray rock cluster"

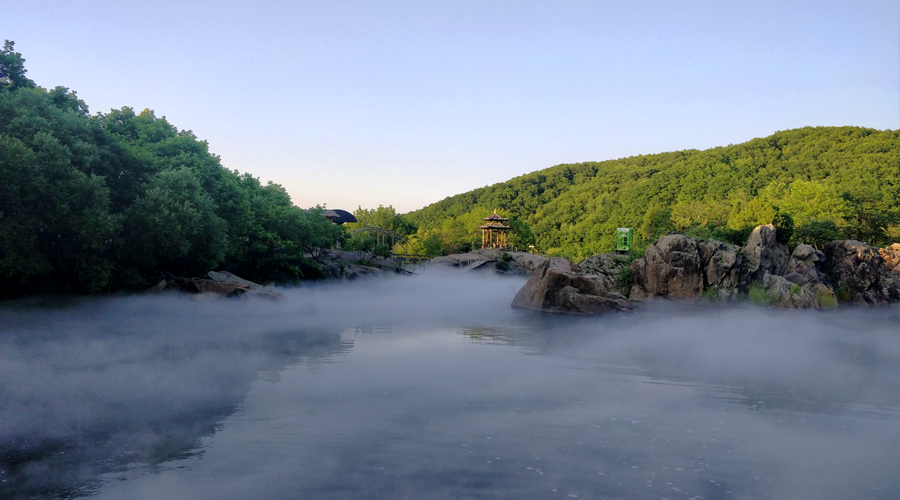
(824, 240), (900, 305)
(629, 234), (746, 302)
(427, 248), (550, 274)
(150, 271), (285, 300)
(511, 257), (632, 314)
(513, 224), (899, 314)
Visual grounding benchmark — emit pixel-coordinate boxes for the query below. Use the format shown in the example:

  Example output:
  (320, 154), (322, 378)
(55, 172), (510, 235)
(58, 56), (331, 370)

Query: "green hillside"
(405, 127), (900, 259)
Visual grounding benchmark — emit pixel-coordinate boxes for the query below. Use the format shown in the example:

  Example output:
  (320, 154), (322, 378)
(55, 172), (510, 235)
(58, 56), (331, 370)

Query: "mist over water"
(1, 272), (898, 500)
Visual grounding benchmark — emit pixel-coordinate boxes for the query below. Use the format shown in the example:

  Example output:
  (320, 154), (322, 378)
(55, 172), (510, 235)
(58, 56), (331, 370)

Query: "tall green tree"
(0, 40), (35, 91)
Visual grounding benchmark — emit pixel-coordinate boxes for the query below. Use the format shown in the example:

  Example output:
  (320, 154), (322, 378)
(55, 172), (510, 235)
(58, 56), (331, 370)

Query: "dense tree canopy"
(0, 45), (343, 297)
(405, 127), (899, 259)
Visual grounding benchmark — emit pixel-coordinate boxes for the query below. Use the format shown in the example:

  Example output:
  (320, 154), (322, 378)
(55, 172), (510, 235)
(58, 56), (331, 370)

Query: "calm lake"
(1, 273), (898, 500)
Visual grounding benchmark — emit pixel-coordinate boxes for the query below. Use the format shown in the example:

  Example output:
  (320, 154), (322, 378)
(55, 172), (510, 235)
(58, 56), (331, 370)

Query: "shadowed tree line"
(405, 126), (899, 259)
(0, 41), (344, 298)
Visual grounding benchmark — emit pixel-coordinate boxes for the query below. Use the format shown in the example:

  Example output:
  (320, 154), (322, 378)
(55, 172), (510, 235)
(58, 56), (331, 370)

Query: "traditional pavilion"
(478, 212), (510, 249)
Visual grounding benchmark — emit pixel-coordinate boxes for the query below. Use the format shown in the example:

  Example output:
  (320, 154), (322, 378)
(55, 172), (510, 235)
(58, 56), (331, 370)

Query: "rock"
(511, 257), (632, 314)
(575, 253), (631, 294)
(879, 243), (900, 272)
(699, 239), (745, 299)
(427, 249), (549, 275)
(208, 271), (285, 300)
(341, 264), (383, 280)
(161, 272), (285, 300)
(508, 252), (551, 275)
(192, 278), (249, 296)
(146, 279), (168, 293)
(510, 228), (898, 311)
(783, 244), (829, 286)
(208, 271), (259, 289)
(315, 250), (411, 279)
(824, 240), (900, 305)
(743, 224), (790, 280)
(760, 274), (819, 309)
(629, 235), (743, 301)
(630, 235), (704, 299)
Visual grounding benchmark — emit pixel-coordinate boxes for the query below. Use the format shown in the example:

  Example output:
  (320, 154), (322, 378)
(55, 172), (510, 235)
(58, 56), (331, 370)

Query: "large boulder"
(629, 235), (743, 300)
(575, 253), (631, 294)
(318, 260), (384, 280)
(508, 252), (551, 275)
(630, 235), (704, 299)
(783, 244), (829, 286)
(511, 257), (631, 314)
(698, 239), (745, 299)
(758, 274), (821, 309)
(824, 240), (900, 305)
(879, 243), (900, 273)
(157, 271), (285, 300)
(743, 224), (790, 280)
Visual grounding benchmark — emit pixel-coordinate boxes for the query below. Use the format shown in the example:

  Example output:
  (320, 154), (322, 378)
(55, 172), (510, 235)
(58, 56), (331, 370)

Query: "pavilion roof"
(478, 222), (510, 229)
(482, 213), (508, 222)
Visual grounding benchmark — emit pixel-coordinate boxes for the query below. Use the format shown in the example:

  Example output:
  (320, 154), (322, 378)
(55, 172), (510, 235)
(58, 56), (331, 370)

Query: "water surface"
(1, 273), (898, 500)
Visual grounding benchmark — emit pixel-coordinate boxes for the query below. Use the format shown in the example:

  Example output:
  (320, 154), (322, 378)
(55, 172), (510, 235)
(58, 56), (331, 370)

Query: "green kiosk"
(616, 228), (633, 254)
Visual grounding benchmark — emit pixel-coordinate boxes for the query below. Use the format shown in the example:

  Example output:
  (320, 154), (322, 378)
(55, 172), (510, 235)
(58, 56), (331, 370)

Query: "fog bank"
(1, 273), (897, 499)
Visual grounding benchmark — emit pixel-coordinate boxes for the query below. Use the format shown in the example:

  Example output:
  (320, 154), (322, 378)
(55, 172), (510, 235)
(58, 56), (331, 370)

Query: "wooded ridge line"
(403, 126), (899, 260)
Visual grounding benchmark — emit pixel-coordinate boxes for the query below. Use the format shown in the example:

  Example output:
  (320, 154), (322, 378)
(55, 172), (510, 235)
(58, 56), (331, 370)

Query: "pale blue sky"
(4, 0), (898, 212)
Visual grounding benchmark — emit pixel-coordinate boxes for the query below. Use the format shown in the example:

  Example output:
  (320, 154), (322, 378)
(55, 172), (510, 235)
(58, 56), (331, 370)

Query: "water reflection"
(0, 298), (352, 499)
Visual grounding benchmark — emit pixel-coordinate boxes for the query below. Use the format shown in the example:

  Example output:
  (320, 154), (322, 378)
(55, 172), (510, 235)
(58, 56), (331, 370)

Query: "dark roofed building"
(308, 209), (357, 225)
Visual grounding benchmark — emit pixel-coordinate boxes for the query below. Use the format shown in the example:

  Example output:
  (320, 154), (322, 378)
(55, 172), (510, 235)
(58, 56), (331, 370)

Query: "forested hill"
(404, 127), (900, 260)
(0, 41), (343, 298)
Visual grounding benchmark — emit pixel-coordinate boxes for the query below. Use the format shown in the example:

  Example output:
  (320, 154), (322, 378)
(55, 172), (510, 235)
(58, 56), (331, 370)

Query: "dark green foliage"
(793, 220), (842, 249)
(497, 251), (513, 271)
(708, 226), (752, 246)
(346, 232), (391, 264)
(406, 127), (899, 259)
(617, 266), (632, 295)
(834, 286), (853, 303)
(420, 234), (444, 258)
(0, 41), (35, 91)
(348, 205), (416, 236)
(0, 44), (344, 297)
(772, 211), (794, 244)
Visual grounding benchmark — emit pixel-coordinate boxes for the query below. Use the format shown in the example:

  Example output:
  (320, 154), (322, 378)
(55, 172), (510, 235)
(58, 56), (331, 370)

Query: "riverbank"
(512, 225), (900, 314)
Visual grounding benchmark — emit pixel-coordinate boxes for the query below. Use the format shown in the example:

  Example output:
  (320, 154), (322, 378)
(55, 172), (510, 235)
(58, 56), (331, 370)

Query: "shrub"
(773, 211), (794, 244)
(815, 290), (838, 308)
(497, 252), (513, 271)
(617, 267), (633, 295)
(834, 286), (853, 303)
(748, 283), (777, 306)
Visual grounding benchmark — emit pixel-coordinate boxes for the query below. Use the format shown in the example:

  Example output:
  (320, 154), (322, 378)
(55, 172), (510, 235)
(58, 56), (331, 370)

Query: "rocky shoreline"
(512, 225), (900, 314)
(148, 225), (899, 312)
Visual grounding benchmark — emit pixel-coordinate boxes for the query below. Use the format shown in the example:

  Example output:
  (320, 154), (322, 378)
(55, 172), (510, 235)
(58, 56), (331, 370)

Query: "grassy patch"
(815, 290), (838, 308)
(748, 283), (777, 306)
